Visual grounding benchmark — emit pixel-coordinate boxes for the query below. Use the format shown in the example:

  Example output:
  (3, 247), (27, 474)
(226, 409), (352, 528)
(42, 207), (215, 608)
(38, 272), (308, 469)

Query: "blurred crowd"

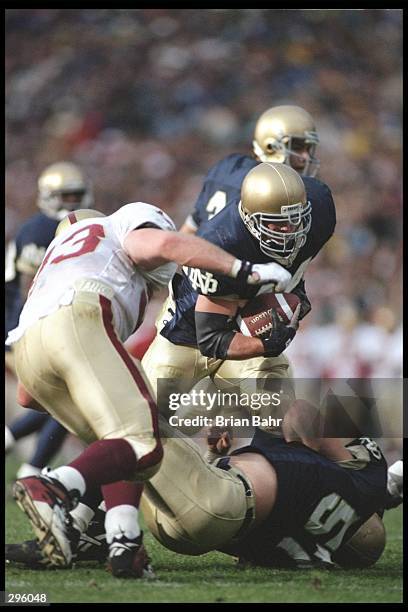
(5, 9), (402, 379)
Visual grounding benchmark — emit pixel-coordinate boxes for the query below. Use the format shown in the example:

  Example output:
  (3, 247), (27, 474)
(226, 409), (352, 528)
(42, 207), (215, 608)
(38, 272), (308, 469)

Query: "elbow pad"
(195, 311), (236, 359)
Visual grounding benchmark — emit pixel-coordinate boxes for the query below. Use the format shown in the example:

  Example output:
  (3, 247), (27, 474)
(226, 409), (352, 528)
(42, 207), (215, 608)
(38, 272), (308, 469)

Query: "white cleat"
(12, 475), (77, 567)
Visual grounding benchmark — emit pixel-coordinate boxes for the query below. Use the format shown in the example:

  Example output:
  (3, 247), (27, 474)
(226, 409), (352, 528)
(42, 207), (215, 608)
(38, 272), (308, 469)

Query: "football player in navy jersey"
(179, 105), (320, 234)
(5, 162), (93, 478)
(142, 106), (333, 429)
(162, 105), (322, 366)
(142, 162), (340, 462)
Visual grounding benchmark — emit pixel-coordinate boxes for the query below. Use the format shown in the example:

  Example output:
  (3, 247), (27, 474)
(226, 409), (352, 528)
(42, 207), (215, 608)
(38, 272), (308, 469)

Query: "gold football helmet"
(37, 162), (94, 220)
(239, 162), (311, 265)
(252, 105), (320, 177)
(332, 513), (386, 568)
(55, 209), (105, 237)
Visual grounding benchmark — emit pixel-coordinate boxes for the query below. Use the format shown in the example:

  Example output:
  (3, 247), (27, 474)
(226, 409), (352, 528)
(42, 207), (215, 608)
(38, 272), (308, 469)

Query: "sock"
(68, 439), (138, 488)
(105, 505), (141, 544)
(45, 465), (86, 497)
(102, 481), (143, 510)
(102, 481), (143, 544)
(16, 463), (41, 479)
(70, 502), (96, 534)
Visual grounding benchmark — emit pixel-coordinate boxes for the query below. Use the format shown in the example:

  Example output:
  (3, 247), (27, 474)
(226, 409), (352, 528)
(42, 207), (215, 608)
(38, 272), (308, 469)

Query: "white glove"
(248, 262), (292, 292)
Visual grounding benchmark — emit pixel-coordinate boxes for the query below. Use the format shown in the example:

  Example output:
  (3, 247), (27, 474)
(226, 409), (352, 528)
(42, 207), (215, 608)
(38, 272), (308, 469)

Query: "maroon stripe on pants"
(98, 295), (163, 472)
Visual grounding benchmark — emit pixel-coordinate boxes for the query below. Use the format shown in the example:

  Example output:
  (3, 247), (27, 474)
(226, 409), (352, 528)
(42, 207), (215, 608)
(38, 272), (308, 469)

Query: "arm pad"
(195, 311), (236, 359)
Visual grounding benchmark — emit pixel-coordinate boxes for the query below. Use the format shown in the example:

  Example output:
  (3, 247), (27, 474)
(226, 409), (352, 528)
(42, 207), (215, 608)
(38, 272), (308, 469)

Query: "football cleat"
(385, 460), (403, 509)
(5, 539), (50, 569)
(12, 475), (79, 568)
(107, 532), (155, 579)
(5, 509), (108, 569)
(74, 508), (108, 561)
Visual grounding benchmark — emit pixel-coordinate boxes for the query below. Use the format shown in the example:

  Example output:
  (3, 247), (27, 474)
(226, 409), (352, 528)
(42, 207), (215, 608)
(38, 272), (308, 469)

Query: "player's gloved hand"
(231, 259), (292, 292)
(262, 304), (301, 357)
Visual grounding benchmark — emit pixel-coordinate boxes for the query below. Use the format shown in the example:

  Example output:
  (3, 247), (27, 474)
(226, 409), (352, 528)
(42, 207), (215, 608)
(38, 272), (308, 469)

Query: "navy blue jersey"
(161, 175), (335, 345)
(188, 154), (259, 229)
(5, 213), (58, 339)
(222, 432), (387, 567)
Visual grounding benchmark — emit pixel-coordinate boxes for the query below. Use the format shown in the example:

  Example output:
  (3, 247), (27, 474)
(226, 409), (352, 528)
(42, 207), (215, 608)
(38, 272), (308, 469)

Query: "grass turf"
(4, 459), (403, 604)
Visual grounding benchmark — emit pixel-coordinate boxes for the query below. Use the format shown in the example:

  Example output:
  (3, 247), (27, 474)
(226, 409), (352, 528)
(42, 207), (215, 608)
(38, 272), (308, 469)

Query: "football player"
(141, 428), (388, 569)
(180, 104), (320, 234)
(160, 105), (322, 373)
(146, 105), (321, 381)
(142, 162), (337, 461)
(6, 203), (292, 578)
(6, 426), (389, 572)
(5, 162), (93, 478)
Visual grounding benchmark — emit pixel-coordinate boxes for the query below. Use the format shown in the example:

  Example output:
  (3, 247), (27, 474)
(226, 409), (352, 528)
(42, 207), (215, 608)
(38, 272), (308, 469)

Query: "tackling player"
(5, 162), (93, 478)
(6, 203), (292, 578)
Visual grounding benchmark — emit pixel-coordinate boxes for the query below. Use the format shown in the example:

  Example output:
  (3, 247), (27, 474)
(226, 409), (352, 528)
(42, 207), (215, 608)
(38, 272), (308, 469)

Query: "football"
(236, 292), (301, 339)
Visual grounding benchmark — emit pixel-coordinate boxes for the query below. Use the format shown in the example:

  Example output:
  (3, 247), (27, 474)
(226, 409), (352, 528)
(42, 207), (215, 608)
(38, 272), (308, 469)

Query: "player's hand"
(207, 426), (232, 455)
(233, 260), (292, 291)
(261, 304), (301, 357)
(248, 262), (292, 291)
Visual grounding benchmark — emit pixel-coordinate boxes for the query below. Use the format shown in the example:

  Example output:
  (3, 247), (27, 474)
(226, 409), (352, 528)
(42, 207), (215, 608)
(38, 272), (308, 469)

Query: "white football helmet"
(37, 162), (94, 220)
(252, 105), (320, 177)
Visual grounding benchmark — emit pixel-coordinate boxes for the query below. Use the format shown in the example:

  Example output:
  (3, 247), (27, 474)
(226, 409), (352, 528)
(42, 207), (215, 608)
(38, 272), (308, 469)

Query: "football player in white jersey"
(6, 202), (293, 578)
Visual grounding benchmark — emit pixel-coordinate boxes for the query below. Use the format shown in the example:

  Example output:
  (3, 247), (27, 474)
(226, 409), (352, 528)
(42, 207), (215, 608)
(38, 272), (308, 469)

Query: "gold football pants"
(142, 322), (294, 432)
(141, 418), (255, 555)
(13, 286), (162, 480)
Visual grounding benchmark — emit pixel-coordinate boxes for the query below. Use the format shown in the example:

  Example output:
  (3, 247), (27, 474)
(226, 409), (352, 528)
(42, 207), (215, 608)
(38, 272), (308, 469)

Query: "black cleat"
(107, 532), (154, 579)
(5, 540), (50, 569)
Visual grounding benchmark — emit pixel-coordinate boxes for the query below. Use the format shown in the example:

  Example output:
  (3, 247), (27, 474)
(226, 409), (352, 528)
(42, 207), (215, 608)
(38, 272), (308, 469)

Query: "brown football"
(236, 292), (301, 339)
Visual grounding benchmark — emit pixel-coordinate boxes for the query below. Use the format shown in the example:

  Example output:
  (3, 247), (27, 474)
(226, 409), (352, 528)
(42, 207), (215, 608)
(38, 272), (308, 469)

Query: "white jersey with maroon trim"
(6, 202), (177, 344)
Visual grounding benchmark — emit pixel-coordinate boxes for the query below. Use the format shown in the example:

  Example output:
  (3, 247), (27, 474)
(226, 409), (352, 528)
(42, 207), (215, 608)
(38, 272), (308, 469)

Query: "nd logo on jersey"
(183, 266), (218, 294)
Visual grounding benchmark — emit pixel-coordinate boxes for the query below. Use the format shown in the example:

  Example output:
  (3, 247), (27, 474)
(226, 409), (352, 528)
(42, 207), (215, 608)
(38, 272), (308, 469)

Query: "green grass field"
(4, 459), (403, 604)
